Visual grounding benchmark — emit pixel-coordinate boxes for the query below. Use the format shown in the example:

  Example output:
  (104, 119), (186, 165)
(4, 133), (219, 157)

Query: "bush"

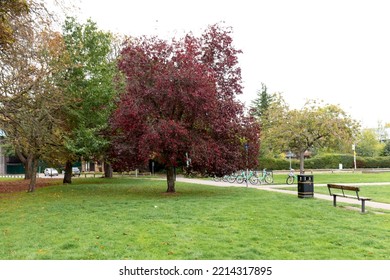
(258, 157), (299, 170)
(363, 156), (390, 168)
(305, 154), (354, 169)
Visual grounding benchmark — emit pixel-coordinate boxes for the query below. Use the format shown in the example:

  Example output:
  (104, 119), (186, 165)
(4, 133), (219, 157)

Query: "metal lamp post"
(244, 143), (249, 188)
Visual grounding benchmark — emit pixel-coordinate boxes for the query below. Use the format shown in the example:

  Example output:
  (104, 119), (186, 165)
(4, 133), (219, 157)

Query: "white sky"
(76, 0), (390, 128)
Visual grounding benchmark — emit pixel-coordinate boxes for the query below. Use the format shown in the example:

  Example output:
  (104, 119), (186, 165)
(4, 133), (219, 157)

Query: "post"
(287, 151), (292, 170)
(352, 144), (357, 170)
(244, 143), (249, 188)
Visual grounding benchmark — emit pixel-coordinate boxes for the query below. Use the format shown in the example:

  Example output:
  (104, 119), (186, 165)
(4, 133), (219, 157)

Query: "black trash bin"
(297, 175), (314, 198)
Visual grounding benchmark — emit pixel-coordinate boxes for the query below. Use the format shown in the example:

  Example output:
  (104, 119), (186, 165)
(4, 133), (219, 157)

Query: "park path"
(176, 177), (390, 212)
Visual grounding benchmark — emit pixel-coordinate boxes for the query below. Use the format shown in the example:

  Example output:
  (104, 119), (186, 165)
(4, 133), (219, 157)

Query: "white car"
(72, 167), (81, 176)
(44, 168), (59, 177)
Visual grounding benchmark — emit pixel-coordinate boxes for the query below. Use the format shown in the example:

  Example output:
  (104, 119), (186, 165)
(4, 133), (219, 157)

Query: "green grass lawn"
(0, 177), (389, 260)
(311, 185), (390, 204)
(270, 172), (390, 204)
(272, 171), (390, 185)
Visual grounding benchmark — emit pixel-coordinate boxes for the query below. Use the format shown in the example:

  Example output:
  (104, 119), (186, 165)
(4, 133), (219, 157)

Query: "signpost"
(352, 144), (357, 170)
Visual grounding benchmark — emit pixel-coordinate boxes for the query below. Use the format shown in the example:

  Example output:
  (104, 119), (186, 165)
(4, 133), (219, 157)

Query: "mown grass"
(0, 177), (389, 260)
(272, 171), (390, 185)
(270, 172), (390, 204)
(311, 185), (390, 204)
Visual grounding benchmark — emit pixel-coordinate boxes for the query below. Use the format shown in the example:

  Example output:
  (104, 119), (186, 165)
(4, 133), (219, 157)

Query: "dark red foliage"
(109, 24), (260, 189)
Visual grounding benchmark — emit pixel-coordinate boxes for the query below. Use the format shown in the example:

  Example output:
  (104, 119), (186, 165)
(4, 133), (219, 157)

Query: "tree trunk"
(104, 162), (113, 178)
(101, 160), (104, 173)
(299, 151), (305, 174)
(81, 157), (85, 172)
(63, 160), (72, 184)
(166, 166), (176, 193)
(15, 150), (31, 180)
(25, 154), (33, 180)
(27, 157), (38, 192)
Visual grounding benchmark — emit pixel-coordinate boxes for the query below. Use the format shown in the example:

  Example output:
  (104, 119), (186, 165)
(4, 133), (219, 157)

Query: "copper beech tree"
(110, 24), (260, 192)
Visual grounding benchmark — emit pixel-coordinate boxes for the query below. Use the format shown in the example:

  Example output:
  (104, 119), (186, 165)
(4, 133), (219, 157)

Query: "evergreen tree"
(250, 83), (273, 121)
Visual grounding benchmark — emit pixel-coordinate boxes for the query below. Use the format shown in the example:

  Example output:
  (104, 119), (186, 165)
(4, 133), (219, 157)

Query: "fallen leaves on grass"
(0, 178), (62, 193)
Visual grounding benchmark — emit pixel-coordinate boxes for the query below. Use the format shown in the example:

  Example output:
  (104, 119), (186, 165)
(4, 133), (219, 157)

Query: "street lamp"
(244, 143), (249, 188)
(287, 151), (293, 170)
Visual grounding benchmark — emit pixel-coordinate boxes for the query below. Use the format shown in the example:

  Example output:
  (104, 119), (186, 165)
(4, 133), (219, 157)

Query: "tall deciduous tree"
(0, 0), (29, 49)
(356, 129), (384, 157)
(110, 24), (260, 192)
(0, 20), (69, 191)
(0, 1), (81, 191)
(263, 98), (359, 172)
(61, 17), (118, 183)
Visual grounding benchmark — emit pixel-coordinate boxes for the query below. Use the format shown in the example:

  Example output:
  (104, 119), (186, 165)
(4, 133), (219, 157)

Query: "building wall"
(0, 145), (5, 175)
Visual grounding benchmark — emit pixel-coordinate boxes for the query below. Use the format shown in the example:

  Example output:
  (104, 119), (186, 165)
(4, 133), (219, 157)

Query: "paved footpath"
(176, 177), (390, 212)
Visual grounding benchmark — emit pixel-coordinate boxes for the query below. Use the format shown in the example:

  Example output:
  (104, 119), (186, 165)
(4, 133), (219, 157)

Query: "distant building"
(0, 130), (5, 174)
(0, 130), (24, 175)
(0, 146), (5, 175)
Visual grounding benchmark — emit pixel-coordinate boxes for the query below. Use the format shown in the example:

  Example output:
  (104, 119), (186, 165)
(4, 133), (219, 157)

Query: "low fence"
(114, 170), (152, 177)
(0, 174), (24, 178)
(80, 170), (152, 178)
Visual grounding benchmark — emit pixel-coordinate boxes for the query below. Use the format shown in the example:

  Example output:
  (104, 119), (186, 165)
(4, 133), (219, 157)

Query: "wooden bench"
(327, 184), (371, 213)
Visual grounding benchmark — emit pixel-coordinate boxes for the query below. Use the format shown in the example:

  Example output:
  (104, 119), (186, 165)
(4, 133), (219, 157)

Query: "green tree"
(255, 92), (289, 158)
(356, 129), (384, 157)
(61, 17), (119, 183)
(263, 98), (359, 172)
(250, 83), (273, 121)
(381, 141), (390, 156)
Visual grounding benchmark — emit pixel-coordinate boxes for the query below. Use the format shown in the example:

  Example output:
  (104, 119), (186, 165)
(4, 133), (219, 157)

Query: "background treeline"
(259, 154), (390, 170)
(250, 84), (390, 171)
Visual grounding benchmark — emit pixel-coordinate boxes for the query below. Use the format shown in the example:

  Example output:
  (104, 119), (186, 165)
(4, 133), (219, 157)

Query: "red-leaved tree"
(110, 24), (260, 192)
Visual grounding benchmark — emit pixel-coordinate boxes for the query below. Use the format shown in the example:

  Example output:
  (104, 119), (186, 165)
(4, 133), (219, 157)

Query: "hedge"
(258, 154), (390, 170)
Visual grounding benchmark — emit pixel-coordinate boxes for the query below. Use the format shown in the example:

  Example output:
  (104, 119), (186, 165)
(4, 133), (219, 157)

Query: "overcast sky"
(77, 0), (390, 128)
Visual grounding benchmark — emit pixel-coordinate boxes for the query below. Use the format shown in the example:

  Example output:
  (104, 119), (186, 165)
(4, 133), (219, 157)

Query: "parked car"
(72, 167), (81, 177)
(44, 168), (59, 177)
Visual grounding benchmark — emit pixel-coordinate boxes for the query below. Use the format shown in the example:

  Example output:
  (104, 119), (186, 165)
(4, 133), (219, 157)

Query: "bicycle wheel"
(213, 176), (221, 182)
(227, 175), (236, 183)
(249, 176), (258, 185)
(286, 176), (294, 185)
(265, 174), (273, 184)
(236, 176), (245, 184)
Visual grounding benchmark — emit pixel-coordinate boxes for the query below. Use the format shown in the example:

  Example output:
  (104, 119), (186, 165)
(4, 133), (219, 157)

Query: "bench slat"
(328, 184), (360, 191)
